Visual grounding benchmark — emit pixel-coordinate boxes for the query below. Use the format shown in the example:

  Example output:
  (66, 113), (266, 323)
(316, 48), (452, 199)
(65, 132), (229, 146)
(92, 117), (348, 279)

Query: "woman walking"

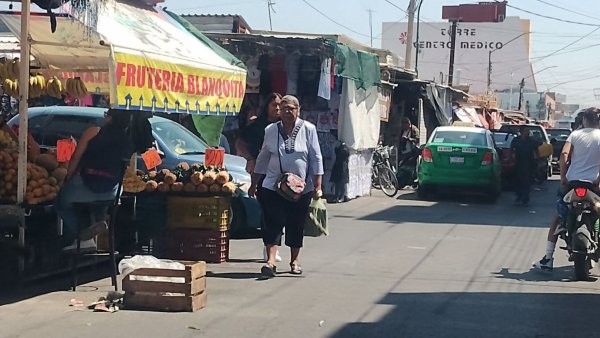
(249, 95), (324, 277)
(237, 93), (283, 262)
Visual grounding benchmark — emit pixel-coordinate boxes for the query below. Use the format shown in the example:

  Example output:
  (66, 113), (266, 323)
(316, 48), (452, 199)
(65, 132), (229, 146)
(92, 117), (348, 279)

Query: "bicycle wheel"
(378, 166), (398, 197)
(372, 166), (381, 189)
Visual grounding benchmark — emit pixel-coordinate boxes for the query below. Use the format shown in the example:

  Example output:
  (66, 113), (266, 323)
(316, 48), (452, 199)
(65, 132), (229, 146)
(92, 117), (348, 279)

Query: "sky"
(4, 0), (599, 106)
(159, 0), (600, 106)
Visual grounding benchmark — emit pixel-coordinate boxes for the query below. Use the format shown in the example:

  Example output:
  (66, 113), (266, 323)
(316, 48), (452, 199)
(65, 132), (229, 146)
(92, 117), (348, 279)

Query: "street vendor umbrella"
(0, 0), (247, 116)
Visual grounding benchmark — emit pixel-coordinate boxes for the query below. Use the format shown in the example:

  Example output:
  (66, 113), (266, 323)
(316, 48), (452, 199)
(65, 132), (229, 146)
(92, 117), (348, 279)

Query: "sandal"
(290, 262), (303, 275)
(261, 264), (277, 278)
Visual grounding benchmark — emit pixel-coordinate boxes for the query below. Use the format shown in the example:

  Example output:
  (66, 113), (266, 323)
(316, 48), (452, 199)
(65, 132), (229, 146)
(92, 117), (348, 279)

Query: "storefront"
(206, 31), (383, 200)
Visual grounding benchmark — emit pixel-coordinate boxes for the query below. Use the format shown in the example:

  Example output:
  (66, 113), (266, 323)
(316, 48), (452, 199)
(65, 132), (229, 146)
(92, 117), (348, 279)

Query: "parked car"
(546, 128), (571, 174)
(491, 131), (517, 188)
(498, 124), (552, 182)
(418, 126), (501, 201)
(8, 106), (259, 238)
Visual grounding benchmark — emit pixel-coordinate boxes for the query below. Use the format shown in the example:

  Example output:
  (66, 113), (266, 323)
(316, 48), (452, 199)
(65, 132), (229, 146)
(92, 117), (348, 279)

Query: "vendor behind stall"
(236, 93), (282, 173)
(57, 110), (134, 251)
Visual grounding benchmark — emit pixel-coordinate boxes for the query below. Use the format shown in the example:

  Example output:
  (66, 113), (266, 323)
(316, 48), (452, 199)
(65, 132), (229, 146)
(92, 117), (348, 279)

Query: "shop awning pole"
(16, 0), (30, 204)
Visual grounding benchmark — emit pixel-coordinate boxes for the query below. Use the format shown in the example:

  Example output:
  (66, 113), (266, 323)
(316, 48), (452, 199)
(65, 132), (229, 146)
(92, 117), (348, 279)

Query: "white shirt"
(254, 119), (324, 193)
(565, 128), (600, 182)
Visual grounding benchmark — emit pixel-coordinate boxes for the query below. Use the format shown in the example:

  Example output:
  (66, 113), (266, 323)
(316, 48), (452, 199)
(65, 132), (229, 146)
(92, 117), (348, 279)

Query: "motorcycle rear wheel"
(573, 232), (591, 281)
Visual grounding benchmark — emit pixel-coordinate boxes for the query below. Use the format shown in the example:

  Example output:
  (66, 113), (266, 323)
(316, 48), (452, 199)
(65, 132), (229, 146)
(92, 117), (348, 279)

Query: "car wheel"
(417, 185), (432, 200)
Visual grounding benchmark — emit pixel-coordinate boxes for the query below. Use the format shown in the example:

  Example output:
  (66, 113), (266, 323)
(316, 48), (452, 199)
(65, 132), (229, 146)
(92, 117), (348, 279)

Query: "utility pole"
(368, 9), (373, 47)
(517, 78), (525, 111)
(267, 0), (275, 30)
(447, 20), (457, 87)
(404, 0), (416, 69)
(486, 50), (492, 93)
(414, 0), (424, 76)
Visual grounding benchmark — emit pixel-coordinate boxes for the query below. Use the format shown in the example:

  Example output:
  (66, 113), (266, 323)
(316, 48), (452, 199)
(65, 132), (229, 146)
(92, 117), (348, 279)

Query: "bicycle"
(372, 145), (398, 198)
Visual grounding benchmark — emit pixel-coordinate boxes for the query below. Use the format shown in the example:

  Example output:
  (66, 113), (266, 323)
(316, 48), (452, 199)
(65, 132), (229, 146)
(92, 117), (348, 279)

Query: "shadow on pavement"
(206, 271), (264, 280)
(493, 267), (573, 282)
(0, 264), (112, 306)
(328, 291), (600, 338)
(358, 202), (549, 227)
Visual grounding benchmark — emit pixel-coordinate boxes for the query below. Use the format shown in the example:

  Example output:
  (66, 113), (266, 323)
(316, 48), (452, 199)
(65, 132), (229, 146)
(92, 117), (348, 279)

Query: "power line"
(497, 1), (600, 27)
(534, 0), (600, 22)
(532, 27), (600, 64)
(300, 0), (371, 38)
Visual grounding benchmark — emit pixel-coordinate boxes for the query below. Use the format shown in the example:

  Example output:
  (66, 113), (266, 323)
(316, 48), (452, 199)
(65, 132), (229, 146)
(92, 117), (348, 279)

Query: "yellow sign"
(111, 52), (246, 115)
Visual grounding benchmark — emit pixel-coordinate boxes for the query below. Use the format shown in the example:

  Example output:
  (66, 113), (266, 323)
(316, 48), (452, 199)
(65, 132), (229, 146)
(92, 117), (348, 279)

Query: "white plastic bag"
(118, 255), (185, 283)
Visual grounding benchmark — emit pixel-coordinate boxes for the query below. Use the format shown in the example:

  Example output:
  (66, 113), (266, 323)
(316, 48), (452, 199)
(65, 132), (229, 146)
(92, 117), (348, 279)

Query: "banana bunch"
(0, 129), (16, 150)
(65, 77), (88, 98)
(3, 79), (18, 97)
(29, 74), (46, 98)
(46, 76), (63, 99)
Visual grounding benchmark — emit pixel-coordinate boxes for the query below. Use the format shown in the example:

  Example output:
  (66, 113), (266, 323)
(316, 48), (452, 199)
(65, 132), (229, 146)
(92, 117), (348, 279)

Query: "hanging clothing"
(286, 52), (301, 95)
(318, 58), (332, 100)
(270, 55), (287, 95)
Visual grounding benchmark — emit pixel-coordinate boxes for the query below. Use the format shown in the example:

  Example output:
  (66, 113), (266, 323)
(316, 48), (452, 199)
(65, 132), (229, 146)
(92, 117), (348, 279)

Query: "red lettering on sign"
(136, 65), (146, 88)
(187, 74), (195, 94)
(126, 64), (136, 86)
(175, 73), (184, 93)
(154, 69), (162, 90)
(116, 63), (126, 85)
(162, 70), (171, 91)
(202, 77), (209, 96)
(208, 78), (217, 96)
(223, 80), (231, 97)
(146, 67), (154, 89)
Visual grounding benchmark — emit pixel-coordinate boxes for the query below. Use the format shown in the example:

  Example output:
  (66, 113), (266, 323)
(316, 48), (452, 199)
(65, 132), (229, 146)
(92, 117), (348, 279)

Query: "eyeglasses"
(282, 107), (298, 113)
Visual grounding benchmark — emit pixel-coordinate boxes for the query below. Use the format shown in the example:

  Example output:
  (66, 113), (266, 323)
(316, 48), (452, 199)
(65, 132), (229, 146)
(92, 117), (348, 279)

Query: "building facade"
(382, 3), (535, 95)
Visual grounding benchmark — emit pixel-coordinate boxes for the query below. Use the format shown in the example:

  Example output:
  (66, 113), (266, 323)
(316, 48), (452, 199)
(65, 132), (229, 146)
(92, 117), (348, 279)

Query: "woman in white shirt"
(249, 95), (324, 277)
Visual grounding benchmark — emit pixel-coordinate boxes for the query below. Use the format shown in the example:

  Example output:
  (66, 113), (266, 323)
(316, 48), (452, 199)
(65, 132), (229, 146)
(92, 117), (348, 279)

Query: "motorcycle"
(561, 181), (600, 281)
(396, 146), (421, 189)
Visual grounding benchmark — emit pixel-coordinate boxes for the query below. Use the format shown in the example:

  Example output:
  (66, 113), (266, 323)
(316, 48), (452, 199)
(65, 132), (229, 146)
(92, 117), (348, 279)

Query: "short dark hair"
(519, 125), (529, 133)
(582, 107), (600, 125)
(402, 117), (411, 124)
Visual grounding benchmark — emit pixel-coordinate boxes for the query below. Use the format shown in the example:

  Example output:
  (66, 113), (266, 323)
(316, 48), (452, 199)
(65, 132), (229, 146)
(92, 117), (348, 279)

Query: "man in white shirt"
(535, 108), (600, 271)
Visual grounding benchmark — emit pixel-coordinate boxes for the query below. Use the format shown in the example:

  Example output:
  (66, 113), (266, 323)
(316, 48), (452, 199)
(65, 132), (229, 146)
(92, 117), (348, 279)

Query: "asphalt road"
(3, 179), (600, 338)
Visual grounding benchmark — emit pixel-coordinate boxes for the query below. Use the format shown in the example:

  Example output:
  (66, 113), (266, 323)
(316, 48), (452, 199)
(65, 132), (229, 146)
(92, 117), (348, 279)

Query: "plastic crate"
(165, 229), (229, 263)
(166, 196), (230, 231)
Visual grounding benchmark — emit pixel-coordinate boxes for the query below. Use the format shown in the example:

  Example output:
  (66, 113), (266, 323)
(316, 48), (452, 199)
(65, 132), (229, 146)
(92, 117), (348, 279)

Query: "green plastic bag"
(304, 198), (329, 237)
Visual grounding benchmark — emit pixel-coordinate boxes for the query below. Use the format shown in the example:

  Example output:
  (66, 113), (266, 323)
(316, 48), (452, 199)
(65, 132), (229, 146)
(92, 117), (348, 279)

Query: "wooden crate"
(166, 196), (230, 231)
(165, 229), (229, 263)
(122, 261), (207, 312)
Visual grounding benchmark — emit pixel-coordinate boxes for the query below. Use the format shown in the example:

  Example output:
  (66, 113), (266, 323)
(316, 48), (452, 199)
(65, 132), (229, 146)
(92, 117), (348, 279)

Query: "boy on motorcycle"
(535, 108), (600, 271)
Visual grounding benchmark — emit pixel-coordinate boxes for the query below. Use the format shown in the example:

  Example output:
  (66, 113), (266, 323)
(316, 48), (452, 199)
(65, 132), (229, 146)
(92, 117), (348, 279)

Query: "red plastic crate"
(165, 229), (229, 263)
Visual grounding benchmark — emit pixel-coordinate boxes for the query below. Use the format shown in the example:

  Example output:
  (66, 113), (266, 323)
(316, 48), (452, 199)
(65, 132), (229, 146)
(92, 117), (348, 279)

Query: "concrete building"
(180, 14), (252, 34)
(382, 2), (535, 95)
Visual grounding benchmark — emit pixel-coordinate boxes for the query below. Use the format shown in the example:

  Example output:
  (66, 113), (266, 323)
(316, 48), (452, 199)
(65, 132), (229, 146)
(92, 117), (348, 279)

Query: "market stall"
(0, 0), (247, 281)
(206, 31), (382, 201)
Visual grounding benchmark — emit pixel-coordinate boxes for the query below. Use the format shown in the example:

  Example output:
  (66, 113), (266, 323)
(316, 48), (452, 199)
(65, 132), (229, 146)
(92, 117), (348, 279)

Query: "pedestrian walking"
(249, 95), (324, 277)
(511, 125), (540, 206)
(236, 93), (283, 262)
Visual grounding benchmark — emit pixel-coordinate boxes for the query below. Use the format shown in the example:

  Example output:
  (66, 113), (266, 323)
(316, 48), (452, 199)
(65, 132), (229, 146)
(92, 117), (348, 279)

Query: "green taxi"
(418, 126), (501, 201)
